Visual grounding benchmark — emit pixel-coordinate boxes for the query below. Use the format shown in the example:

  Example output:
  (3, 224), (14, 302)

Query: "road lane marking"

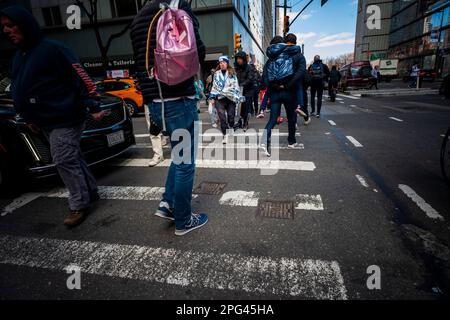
(398, 185), (444, 221)
(131, 143), (305, 150)
(339, 101), (345, 104)
(389, 117), (404, 122)
(0, 235), (347, 299)
(219, 191), (324, 211)
(346, 136), (363, 148)
(328, 120), (337, 126)
(135, 132), (302, 139)
(337, 94), (360, 100)
(112, 159), (317, 171)
(349, 105), (357, 108)
(355, 175), (369, 188)
(1, 193), (44, 217)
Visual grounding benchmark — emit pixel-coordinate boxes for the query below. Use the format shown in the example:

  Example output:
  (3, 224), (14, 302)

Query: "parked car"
(0, 94), (135, 190)
(440, 73), (450, 99)
(338, 61), (377, 91)
(419, 69), (438, 82)
(96, 78), (144, 117)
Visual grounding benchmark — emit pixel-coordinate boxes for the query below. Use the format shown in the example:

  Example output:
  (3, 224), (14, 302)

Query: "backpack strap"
(145, 8), (164, 79)
(169, 0), (180, 9)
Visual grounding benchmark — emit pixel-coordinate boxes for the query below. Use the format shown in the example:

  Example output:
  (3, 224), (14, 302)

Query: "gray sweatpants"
(47, 123), (98, 211)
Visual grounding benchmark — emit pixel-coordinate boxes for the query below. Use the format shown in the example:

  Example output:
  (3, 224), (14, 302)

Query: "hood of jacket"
(0, 5), (43, 50)
(235, 51), (248, 70)
(266, 44), (301, 60)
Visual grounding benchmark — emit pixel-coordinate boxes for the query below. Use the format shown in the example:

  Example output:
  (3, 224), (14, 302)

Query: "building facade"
(354, 0), (393, 62)
(355, 0), (450, 77)
(20, 0), (273, 79)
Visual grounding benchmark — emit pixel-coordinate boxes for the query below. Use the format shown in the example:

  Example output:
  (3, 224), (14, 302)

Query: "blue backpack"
(267, 53), (294, 84)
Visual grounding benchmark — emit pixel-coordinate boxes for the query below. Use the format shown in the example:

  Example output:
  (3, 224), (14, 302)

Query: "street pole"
(284, 0), (287, 37)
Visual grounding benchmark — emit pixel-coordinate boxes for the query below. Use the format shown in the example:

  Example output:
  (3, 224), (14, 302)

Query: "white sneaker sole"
(175, 219), (208, 236)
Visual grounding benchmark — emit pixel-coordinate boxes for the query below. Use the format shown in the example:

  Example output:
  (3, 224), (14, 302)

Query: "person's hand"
(27, 124), (40, 134)
(91, 111), (107, 121)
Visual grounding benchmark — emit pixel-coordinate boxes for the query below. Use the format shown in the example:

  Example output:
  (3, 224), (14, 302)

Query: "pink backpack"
(146, 0), (200, 86)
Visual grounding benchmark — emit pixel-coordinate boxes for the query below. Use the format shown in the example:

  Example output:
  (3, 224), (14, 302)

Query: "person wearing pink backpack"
(130, 0), (207, 236)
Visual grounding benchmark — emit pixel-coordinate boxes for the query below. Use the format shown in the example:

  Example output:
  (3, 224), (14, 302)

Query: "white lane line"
(389, 117), (404, 122)
(355, 175), (369, 188)
(113, 159), (317, 171)
(135, 132), (302, 139)
(0, 235), (348, 299)
(132, 143), (305, 150)
(1, 193), (44, 217)
(349, 105), (357, 108)
(339, 101), (345, 104)
(337, 94), (360, 100)
(328, 120), (337, 126)
(219, 191), (324, 211)
(398, 184), (444, 221)
(346, 136), (363, 148)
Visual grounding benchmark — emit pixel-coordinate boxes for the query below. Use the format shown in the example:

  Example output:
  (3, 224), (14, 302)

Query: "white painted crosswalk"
(0, 235), (348, 299)
(112, 158), (317, 171)
(131, 143), (305, 150)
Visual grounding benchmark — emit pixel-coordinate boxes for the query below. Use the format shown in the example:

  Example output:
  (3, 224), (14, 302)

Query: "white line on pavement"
(337, 94), (360, 100)
(219, 191), (324, 211)
(131, 143), (305, 150)
(389, 117), (404, 122)
(328, 120), (337, 126)
(349, 105), (357, 108)
(135, 132), (302, 139)
(355, 175), (369, 188)
(339, 101), (345, 104)
(0, 235), (348, 299)
(398, 184), (445, 221)
(113, 159), (317, 171)
(346, 136), (363, 148)
(1, 193), (44, 217)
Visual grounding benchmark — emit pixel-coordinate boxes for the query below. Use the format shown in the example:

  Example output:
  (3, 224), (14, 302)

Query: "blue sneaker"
(154, 202), (174, 221)
(175, 213), (208, 236)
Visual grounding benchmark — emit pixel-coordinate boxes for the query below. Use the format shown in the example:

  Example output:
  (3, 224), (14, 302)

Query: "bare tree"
(324, 53), (354, 69)
(74, 0), (150, 72)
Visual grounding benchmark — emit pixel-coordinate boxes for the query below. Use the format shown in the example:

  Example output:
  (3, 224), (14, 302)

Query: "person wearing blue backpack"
(259, 36), (306, 157)
(308, 55), (330, 118)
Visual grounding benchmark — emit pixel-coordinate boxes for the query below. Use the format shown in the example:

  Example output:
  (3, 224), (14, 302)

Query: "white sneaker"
(148, 155), (164, 167)
(212, 123), (218, 128)
(304, 117), (311, 125)
(287, 143), (299, 149)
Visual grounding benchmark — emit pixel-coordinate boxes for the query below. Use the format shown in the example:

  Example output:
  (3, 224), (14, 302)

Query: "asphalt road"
(0, 92), (449, 300)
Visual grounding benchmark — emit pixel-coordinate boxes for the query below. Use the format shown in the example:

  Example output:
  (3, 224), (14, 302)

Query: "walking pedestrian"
(308, 55), (330, 118)
(205, 68), (215, 97)
(329, 65), (341, 101)
(1, 6), (106, 227)
(409, 63), (420, 88)
(371, 65), (379, 90)
(235, 51), (257, 131)
(143, 103), (166, 167)
(130, 0), (208, 236)
(247, 54), (261, 117)
(260, 36), (305, 156)
(209, 56), (241, 144)
(194, 74), (206, 112)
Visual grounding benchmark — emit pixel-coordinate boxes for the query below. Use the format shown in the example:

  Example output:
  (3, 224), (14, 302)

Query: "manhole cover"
(194, 182), (227, 195)
(257, 200), (295, 219)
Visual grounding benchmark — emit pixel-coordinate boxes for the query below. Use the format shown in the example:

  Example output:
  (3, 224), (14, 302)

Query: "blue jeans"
(150, 98), (199, 229)
(262, 90), (297, 146)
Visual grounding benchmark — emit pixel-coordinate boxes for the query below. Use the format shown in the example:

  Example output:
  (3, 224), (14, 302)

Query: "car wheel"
(125, 100), (139, 117)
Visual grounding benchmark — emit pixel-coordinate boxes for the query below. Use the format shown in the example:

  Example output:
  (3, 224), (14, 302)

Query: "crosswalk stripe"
(220, 191), (324, 210)
(328, 120), (337, 126)
(135, 132), (302, 139)
(131, 143), (305, 150)
(112, 159), (317, 171)
(398, 185), (444, 221)
(0, 235), (348, 299)
(337, 94), (360, 100)
(346, 136), (363, 148)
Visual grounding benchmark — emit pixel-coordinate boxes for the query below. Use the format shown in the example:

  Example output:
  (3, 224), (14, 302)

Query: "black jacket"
(1, 6), (100, 130)
(329, 69), (341, 85)
(130, 0), (206, 103)
(308, 61), (330, 87)
(234, 51), (257, 96)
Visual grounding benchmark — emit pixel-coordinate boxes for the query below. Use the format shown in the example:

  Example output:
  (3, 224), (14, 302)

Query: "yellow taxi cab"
(96, 78), (144, 117)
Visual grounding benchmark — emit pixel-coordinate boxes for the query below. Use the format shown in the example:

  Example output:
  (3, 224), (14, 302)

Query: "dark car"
(0, 94), (135, 190)
(338, 61), (377, 91)
(419, 69), (438, 82)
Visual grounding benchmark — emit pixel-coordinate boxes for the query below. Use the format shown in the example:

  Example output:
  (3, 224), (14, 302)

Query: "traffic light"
(284, 16), (290, 34)
(234, 33), (242, 52)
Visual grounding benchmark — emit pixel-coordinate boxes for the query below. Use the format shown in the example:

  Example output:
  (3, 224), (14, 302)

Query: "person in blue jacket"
(1, 6), (106, 228)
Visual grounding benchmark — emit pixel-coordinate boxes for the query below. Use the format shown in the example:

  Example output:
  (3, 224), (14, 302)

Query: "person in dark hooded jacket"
(0, 6), (105, 228)
(259, 36), (306, 156)
(235, 51), (256, 130)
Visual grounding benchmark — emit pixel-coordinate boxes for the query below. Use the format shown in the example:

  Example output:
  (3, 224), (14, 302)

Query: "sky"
(286, 0), (359, 64)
